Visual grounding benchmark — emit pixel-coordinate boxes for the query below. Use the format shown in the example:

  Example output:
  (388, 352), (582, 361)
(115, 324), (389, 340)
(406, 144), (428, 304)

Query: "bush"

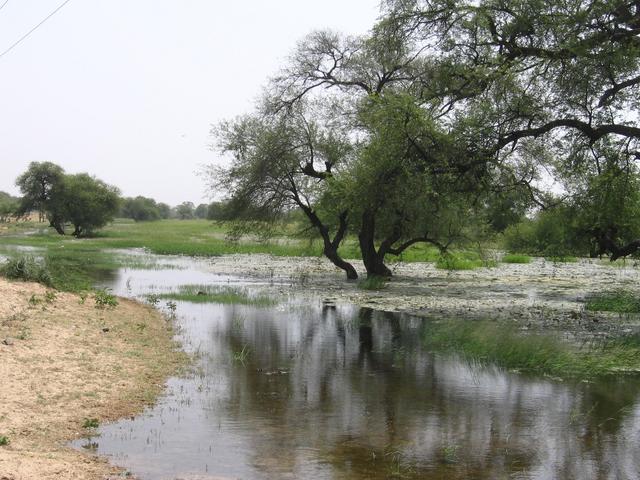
(0, 256), (52, 286)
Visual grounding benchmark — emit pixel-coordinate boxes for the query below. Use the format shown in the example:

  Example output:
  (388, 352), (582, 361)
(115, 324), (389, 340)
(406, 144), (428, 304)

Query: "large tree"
(210, 102), (359, 279)
(15, 161), (65, 222)
(382, 0), (640, 258)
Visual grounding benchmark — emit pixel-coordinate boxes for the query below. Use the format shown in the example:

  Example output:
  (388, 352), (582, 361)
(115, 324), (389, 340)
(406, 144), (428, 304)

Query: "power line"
(0, 1), (9, 12)
(0, 0), (72, 60)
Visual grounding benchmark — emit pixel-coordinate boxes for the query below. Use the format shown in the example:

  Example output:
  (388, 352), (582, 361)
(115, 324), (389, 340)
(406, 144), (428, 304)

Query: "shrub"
(0, 256), (52, 286)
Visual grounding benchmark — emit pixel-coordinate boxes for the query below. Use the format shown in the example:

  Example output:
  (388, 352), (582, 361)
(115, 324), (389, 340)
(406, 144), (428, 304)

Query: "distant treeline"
(119, 197), (228, 222)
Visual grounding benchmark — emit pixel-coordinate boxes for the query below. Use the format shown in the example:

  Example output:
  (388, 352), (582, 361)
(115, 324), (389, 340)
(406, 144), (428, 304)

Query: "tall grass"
(0, 256), (52, 286)
(422, 320), (640, 377)
(157, 285), (277, 306)
(585, 291), (640, 313)
(502, 254), (531, 264)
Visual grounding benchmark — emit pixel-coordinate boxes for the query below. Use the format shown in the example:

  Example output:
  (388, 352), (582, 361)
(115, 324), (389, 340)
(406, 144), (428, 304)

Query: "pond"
(72, 256), (640, 480)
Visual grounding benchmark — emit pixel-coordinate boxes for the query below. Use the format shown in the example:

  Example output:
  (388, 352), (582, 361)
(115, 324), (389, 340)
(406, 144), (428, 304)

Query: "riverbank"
(0, 278), (185, 480)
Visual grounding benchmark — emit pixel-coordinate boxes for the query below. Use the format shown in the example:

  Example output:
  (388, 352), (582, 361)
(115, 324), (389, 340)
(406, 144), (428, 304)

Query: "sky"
(0, 0), (381, 206)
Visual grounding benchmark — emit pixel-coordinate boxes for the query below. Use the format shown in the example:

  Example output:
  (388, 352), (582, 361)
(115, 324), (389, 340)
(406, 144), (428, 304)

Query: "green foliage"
(585, 291), (640, 314)
(0, 256), (52, 286)
(435, 252), (486, 270)
(502, 254), (531, 264)
(121, 196), (162, 222)
(82, 418), (100, 429)
(157, 285), (276, 306)
(94, 289), (118, 309)
(175, 201), (195, 220)
(357, 275), (387, 290)
(0, 435), (9, 446)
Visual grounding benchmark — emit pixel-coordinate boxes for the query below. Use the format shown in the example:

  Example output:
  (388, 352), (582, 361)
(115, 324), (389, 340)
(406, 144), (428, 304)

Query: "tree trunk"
(324, 243), (358, 280)
(358, 210), (392, 277)
(49, 218), (65, 235)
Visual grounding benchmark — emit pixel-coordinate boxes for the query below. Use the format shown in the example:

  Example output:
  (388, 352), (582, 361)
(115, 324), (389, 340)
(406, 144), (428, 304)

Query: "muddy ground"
(201, 254), (640, 339)
(0, 279), (185, 480)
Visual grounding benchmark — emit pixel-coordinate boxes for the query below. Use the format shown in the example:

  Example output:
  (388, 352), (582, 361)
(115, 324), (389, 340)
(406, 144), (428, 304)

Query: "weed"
(233, 345), (251, 363)
(28, 294), (41, 306)
(441, 443), (459, 464)
(146, 293), (160, 306)
(0, 435), (9, 446)
(0, 256), (52, 286)
(165, 301), (177, 316)
(82, 418), (100, 428)
(502, 254), (531, 264)
(78, 292), (88, 304)
(358, 275), (388, 290)
(44, 290), (57, 303)
(94, 289), (118, 309)
(585, 291), (640, 313)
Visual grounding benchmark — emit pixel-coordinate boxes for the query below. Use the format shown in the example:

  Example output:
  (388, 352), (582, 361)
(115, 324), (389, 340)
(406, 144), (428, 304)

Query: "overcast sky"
(0, 0), (380, 205)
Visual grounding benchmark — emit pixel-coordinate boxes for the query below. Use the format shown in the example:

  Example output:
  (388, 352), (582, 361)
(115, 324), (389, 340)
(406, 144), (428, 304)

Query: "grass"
(0, 256), (52, 286)
(502, 253), (531, 264)
(422, 319), (640, 377)
(358, 275), (387, 290)
(585, 291), (640, 313)
(545, 255), (578, 263)
(435, 252), (492, 270)
(156, 285), (277, 306)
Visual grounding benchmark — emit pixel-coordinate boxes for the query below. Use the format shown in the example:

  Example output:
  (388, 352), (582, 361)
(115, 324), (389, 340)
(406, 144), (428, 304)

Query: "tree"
(206, 201), (227, 220)
(382, 0), (640, 258)
(122, 196), (161, 222)
(194, 203), (208, 219)
(175, 202), (195, 220)
(15, 161), (64, 222)
(53, 174), (121, 236)
(157, 202), (171, 219)
(210, 103), (359, 279)
(0, 192), (18, 223)
(14, 163), (120, 236)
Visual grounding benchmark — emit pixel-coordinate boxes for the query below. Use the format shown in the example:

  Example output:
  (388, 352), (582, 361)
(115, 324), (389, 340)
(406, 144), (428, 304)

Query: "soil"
(0, 278), (185, 480)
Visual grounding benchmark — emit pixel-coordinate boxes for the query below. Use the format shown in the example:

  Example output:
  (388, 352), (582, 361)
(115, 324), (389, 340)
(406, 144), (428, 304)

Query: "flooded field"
(69, 256), (640, 480)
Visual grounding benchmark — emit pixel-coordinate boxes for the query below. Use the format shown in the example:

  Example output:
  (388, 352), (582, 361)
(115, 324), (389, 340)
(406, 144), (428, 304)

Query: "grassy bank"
(422, 320), (640, 378)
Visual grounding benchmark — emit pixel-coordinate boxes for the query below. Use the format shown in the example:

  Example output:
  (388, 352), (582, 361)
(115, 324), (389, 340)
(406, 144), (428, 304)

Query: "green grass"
(502, 254), (531, 264)
(0, 256), (52, 286)
(358, 275), (388, 290)
(422, 320), (640, 377)
(585, 291), (640, 313)
(156, 285), (277, 306)
(435, 251), (495, 270)
(545, 255), (578, 263)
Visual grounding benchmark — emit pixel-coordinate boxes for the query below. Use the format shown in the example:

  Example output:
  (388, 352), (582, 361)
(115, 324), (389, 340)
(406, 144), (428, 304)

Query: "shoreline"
(0, 278), (186, 480)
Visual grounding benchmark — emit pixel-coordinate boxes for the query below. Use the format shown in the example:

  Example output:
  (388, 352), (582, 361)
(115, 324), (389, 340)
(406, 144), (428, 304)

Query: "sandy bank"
(0, 279), (185, 480)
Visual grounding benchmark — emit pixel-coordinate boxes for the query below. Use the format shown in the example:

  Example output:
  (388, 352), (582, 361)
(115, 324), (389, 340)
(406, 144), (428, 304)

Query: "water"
(72, 259), (640, 480)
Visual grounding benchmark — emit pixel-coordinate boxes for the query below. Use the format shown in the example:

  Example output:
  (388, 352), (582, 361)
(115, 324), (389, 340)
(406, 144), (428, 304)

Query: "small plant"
(82, 418), (100, 428)
(135, 322), (147, 332)
(94, 289), (118, 309)
(233, 345), (251, 363)
(358, 275), (387, 290)
(16, 326), (30, 340)
(165, 300), (177, 315)
(44, 290), (57, 303)
(441, 443), (459, 464)
(0, 435), (9, 446)
(78, 292), (88, 304)
(146, 293), (160, 306)
(28, 294), (41, 306)
(502, 254), (531, 264)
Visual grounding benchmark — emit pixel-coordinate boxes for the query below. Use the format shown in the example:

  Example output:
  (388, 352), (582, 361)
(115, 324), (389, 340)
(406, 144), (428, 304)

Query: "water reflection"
(71, 267), (640, 480)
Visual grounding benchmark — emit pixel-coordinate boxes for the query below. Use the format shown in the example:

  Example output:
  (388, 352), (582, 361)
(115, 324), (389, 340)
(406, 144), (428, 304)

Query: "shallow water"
(71, 259), (640, 480)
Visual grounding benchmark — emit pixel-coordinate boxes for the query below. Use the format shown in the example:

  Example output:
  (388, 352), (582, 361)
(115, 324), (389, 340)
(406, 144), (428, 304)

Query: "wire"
(0, 0), (72, 60)
(0, 1), (9, 12)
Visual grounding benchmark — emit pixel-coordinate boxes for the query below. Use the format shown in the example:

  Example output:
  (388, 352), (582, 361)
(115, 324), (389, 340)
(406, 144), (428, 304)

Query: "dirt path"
(0, 279), (185, 480)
